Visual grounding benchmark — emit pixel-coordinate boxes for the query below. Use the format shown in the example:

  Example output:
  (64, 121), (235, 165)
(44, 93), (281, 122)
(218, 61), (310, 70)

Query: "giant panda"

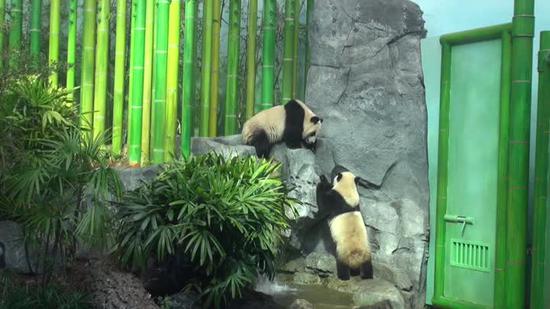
(241, 99), (323, 158)
(316, 171), (373, 280)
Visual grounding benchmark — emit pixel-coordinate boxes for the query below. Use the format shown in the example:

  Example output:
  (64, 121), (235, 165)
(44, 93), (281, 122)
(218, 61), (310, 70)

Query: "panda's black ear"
(311, 116), (322, 124)
(354, 177), (359, 184)
(336, 173), (342, 182)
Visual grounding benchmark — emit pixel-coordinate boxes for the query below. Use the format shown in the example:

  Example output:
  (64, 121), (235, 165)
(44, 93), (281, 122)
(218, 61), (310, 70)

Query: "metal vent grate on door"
(450, 239), (490, 272)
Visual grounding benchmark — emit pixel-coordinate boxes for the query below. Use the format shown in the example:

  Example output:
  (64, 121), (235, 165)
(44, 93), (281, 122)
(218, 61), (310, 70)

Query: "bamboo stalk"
(151, 0), (170, 164)
(128, 0), (147, 166)
(0, 0), (5, 72)
(506, 0), (534, 307)
(291, 0), (300, 98)
(529, 31), (550, 309)
(281, 0), (296, 103)
(245, 0), (257, 119)
(92, 0), (110, 139)
(66, 0), (77, 98)
(494, 30), (511, 308)
(127, 0), (137, 151)
(164, 0), (181, 161)
(209, 0), (221, 136)
(260, 0), (275, 110)
(112, 0), (127, 156)
(48, 0), (60, 86)
(80, 0), (97, 138)
(181, 0), (197, 157)
(30, 0), (41, 67)
(140, 0), (155, 165)
(8, 0), (22, 70)
(224, 0), (241, 135)
(199, 0), (213, 136)
(304, 0), (312, 91)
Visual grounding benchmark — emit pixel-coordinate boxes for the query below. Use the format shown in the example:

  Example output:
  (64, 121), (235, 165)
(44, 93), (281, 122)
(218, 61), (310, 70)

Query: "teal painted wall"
(416, 0), (550, 305)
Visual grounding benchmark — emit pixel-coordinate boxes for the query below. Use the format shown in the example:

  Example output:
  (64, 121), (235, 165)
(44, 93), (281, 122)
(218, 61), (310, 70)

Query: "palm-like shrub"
(114, 153), (298, 307)
(0, 75), (121, 283)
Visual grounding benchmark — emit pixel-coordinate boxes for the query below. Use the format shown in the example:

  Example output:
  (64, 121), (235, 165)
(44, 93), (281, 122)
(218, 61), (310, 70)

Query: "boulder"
(0, 220), (37, 274)
(289, 299), (314, 309)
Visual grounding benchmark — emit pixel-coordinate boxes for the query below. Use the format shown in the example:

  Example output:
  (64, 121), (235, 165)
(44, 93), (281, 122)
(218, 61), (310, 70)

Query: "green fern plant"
(114, 153), (298, 307)
(0, 75), (122, 285)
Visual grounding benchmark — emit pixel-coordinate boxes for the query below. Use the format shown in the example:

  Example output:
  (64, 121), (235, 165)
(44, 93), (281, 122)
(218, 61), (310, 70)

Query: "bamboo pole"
(199, 0), (213, 136)
(506, 0), (534, 307)
(530, 31), (550, 309)
(66, 0), (77, 98)
(181, 0), (197, 157)
(112, 0), (127, 156)
(140, 0), (154, 165)
(304, 0), (312, 92)
(281, 0), (295, 104)
(48, 0), (60, 86)
(0, 0), (5, 72)
(494, 30), (511, 309)
(209, 0), (221, 136)
(260, 0), (275, 110)
(80, 0), (97, 137)
(127, 0), (137, 151)
(245, 0), (257, 119)
(151, 0), (170, 164)
(164, 0), (181, 161)
(93, 0), (110, 139)
(291, 0), (300, 98)
(30, 0), (41, 67)
(128, 0), (146, 166)
(224, 0), (241, 135)
(8, 0), (22, 70)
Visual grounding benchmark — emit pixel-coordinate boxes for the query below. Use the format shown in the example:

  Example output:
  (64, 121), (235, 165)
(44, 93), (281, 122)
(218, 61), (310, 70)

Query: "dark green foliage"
(0, 272), (91, 309)
(0, 75), (122, 284)
(114, 153), (298, 307)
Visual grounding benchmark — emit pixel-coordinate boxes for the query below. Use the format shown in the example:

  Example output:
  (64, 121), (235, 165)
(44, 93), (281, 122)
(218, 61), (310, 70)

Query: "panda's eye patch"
(336, 173), (342, 181)
(311, 116), (322, 124)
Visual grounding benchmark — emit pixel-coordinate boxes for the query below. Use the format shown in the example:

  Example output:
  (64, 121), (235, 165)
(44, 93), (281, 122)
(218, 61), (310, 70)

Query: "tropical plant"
(113, 153), (298, 307)
(0, 271), (91, 309)
(0, 75), (122, 285)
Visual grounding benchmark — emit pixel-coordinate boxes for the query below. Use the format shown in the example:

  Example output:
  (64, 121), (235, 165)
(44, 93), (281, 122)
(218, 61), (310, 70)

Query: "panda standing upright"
(242, 99), (323, 158)
(316, 171), (373, 280)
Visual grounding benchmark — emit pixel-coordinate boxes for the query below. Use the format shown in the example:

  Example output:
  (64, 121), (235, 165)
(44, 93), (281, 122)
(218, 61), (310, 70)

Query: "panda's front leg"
(336, 260), (351, 281)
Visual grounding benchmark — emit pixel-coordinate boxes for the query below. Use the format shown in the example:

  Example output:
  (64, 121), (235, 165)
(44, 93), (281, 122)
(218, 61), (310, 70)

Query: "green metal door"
(433, 25), (512, 309)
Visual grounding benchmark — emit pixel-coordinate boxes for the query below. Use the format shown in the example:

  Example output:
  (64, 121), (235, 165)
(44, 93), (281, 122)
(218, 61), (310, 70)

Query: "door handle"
(444, 214), (474, 236)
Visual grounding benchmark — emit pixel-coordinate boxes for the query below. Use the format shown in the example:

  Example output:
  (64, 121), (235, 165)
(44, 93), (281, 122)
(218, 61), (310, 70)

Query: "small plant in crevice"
(0, 74), (122, 286)
(113, 153), (298, 308)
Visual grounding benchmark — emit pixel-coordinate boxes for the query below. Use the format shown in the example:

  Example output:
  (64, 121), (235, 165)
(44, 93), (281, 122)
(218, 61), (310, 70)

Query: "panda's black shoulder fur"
(283, 100), (305, 149)
(316, 175), (359, 219)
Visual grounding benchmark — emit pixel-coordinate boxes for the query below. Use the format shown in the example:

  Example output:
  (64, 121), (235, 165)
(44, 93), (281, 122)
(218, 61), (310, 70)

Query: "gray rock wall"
(305, 0), (428, 307)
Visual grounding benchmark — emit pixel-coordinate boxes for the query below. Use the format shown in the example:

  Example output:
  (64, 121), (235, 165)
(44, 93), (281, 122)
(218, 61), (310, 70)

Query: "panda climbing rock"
(241, 99), (323, 158)
(316, 171), (373, 280)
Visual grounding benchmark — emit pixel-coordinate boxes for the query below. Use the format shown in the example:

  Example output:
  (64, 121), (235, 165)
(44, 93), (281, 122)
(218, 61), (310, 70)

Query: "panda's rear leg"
(350, 268), (360, 277)
(251, 130), (273, 158)
(361, 260), (373, 279)
(336, 261), (350, 281)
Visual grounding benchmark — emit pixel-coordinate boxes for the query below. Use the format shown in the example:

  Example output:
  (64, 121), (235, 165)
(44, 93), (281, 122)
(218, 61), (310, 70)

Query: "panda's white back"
(241, 105), (286, 144)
